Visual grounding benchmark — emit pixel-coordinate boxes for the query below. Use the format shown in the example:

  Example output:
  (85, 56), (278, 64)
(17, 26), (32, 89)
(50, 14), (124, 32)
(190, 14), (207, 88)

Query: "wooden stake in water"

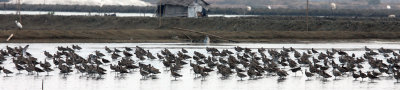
(306, 0), (309, 31)
(6, 34), (14, 42)
(18, 0), (21, 23)
(42, 79), (44, 90)
(158, 0), (163, 27)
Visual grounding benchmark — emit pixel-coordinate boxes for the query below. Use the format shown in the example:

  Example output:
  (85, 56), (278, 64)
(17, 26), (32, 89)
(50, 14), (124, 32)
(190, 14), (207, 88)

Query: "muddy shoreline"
(1, 15), (400, 43)
(3, 39), (400, 43)
(2, 30), (400, 43)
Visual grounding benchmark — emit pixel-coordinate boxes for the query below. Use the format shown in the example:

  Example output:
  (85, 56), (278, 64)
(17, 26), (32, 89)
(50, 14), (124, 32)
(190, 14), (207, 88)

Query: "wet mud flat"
(2, 30), (400, 43)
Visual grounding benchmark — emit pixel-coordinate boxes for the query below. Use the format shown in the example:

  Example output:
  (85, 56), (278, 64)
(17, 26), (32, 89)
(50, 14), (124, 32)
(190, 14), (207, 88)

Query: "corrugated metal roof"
(159, 0), (209, 7)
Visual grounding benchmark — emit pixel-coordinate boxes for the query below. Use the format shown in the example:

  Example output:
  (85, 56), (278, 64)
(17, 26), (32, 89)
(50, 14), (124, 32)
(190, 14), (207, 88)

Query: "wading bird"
(15, 20), (23, 30)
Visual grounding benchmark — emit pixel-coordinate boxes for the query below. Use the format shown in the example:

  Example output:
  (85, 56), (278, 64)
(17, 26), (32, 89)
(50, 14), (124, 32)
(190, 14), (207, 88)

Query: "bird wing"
(22, 45), (29, 57)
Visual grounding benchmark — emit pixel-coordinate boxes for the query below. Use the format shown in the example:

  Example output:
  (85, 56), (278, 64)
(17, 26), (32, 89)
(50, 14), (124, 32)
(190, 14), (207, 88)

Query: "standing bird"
(34, 67), (45, 76)
(367, 71), (379, 82)
(320, 71), (332, 81)
(171, 70), (182, 80)
(140, 69), (149, 79)
(305, 69), (314, 80)
(237, 72), (247, 80)
(277, 69), (289, 79)
(157, 53), (164, 60)
(331, 3), (336, 10)
(353, 73), (360, 80)
(332, 69), (342, 80)
(105, 46), (112, 53)
(3, 67), (13, 76)
(15, 20), (23, 30)
(365, 46), (371, 51)
(101, 58), (110, 63)
(394, 70), (400, 83)
(15, 64), (25, 73)
(359, 71), (367, 81)
(181, 48), (188, 53)
(311, 48), (318, 53)
(290, 67), (302, 76)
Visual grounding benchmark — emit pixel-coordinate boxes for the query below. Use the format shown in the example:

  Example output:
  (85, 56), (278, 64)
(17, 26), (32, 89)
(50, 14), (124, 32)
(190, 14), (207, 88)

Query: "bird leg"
(301, 70), (304, 75)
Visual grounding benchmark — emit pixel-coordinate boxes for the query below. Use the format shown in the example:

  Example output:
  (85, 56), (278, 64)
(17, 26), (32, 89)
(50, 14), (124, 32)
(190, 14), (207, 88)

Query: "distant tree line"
(0, 4), (399, 17)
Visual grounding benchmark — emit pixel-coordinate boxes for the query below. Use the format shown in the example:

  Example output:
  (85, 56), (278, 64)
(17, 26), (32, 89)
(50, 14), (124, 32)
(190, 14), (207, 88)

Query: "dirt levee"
(1, 15), (400, 43)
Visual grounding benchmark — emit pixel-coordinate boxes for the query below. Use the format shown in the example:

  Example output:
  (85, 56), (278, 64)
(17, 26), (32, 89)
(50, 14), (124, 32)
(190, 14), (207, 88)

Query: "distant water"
(0, 10), (258, 17)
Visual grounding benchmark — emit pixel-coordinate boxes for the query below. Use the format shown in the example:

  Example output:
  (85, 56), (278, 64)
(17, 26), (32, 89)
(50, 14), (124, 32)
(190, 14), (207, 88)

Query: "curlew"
(359, 71), (367, 81)
(305, 69), (314, 80)
(237, 72), (247, 80)
(105, 46), (112, 53)
(332, 69), (342, 80)
(367, 71), (379, 82)
(3, 67), (13, 76)
(277, 69), (288, 79)
(140, 68), (149, 79)
(353, 73), (360, 80)
(171, 70), (182, 80)
(365, 46), (371, 51)
(290, 67), (302, 76)
(34, 66), (45, 76)
(320, 71), (332, 81)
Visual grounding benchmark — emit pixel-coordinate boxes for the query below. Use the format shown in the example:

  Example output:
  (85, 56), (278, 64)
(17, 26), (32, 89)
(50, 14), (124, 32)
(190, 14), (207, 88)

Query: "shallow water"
(1, 42), (400, 90)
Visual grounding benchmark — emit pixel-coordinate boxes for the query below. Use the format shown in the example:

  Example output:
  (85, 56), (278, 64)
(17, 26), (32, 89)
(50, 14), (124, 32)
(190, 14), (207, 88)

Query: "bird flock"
(1, 45), (400, 83)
